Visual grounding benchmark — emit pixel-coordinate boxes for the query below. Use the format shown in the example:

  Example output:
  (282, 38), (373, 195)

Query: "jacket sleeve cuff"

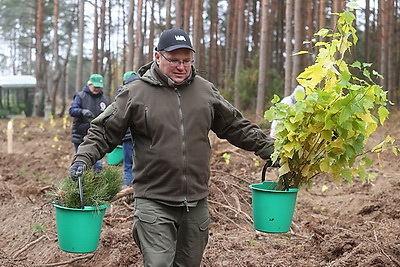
(72, 155), (92, 167)
(255, 144), (274, 160)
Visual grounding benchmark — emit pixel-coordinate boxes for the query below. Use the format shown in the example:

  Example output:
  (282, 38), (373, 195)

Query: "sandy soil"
(0, 114), (399, 267)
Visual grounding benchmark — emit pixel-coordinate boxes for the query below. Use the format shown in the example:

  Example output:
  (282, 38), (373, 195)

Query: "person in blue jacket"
(117, 71), (139, 186)
(69, 74), (108, 172)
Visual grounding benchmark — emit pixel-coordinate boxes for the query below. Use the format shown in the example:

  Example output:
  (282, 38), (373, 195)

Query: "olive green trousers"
(132, 198), (211, 267)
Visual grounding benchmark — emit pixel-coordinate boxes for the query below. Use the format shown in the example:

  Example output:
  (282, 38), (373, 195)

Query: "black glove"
(255, 144), (274, 160)
(81, 109), (94, 119)
(69, 161), (87, 181)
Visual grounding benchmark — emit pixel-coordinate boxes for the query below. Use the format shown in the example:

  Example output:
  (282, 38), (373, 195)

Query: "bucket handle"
(76, 167), (85, 209)
(261, 160), (290, 191)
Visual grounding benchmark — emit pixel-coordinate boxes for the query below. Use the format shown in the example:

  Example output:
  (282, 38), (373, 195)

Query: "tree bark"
(127, 0), (135, 71)
(208, 0), (219, 85)
(284, 0), (293, 96)
(183, 1), (192, 33)
(134, 0), (143, 70)
(75, 0), (85, 93)
(165, 0), (172, 29)
(99, 0), (106, 74)
(233, 0), (245, 109)
(147, 0), (156, 63)
(50, 0), (62, 117)
(256, 0), (269, 120)
(318, 0), (327, 42)
(32, 0), (45, 117)
(365, 0), (370, 62)
(379, 0), (388, 90)
(175, 0), (183, 29)
(91, 0), (99, 74)
(292, 0), (305, 89)
(193, 0), (204, 71)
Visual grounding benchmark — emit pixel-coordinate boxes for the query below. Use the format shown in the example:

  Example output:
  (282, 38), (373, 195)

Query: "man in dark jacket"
(118, 71), (139, 186)
(69, 29), (274, 266)
(69, 73), (108, 172)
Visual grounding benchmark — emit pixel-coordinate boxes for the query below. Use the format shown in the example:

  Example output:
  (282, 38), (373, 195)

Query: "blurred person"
(117, 71), (139, 187)
(69, 29), (274, 266)
(270, 85), (305, 138)
(69, 73), (108, 173)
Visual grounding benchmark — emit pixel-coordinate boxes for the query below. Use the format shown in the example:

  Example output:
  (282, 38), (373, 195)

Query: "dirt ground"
(0, 113), (399, 267)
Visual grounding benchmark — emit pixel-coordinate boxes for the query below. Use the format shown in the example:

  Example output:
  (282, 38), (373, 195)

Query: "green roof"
(0, 75), (36, 89)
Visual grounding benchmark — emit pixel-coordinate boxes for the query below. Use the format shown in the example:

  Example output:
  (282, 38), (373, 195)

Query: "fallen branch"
(210, 169), (253, 185)
(13, 235), (47, 258)
(123, 201), (134, 211)
(104, 214), (134, 223)
(231, 192), (241, 213)
(40, 185), (53, 192)
(208, 199), (253, 224)
(34, 254), (94, 267)
(215, 186), (234, 211)
(210, 207), (250, 231)
(214, 147), (240, 156)
(111, 187), (134, 202)
(335, 227), (400, 266)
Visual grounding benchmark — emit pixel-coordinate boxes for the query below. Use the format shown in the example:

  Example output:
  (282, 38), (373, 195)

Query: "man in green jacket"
(70, 28), (274, 266)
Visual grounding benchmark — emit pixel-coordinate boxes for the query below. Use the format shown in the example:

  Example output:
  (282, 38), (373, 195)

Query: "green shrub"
(50, 167), (122, 208)
(264, 2), (398, 190)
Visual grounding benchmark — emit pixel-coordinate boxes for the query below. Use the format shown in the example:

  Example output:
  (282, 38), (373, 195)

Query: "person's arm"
(69, 93), (84, 117)
(211, 86), (274, 159)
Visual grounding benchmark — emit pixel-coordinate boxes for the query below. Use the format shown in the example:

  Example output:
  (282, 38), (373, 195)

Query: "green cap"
(123, 71), (137, 81)
(89, 74), (104, 87)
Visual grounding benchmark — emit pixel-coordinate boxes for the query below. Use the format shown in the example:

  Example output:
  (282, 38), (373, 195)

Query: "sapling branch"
(267, 4), (397, 190)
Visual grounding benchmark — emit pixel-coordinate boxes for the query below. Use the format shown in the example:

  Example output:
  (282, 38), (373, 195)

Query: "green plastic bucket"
(249, 181), (298, 233)
(54, 204), (109, 253)
(107, 145), (123, 166)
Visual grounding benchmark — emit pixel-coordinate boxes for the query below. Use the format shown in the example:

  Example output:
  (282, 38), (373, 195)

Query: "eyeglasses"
(159, 52), (194, 67)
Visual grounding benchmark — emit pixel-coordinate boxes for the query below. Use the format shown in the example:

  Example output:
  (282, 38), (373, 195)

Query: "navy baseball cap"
(155, 29), (195, 53)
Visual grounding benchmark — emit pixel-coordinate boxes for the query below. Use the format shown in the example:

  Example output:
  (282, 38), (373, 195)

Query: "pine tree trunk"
(91, 0), (99, 74)
(127, 0), (135, 71)
(256, 0), (269, 120)
(75, 0), (85, 93)
(32, 0), (45, 117)
(284, 0), (293, 96)
(134, 0), (143, 70)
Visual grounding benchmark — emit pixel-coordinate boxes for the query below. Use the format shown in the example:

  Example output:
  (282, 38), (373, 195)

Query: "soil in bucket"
(54, 204), (109, 253)
(249, 181), (298, 233)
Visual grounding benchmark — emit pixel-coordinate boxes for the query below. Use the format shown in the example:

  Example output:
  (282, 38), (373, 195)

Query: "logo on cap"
(175, 35), (186, 41)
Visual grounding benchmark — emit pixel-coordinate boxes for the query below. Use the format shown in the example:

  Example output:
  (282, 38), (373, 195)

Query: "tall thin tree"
(292, 0), (306, 89)
(99, 0), (106, 75)
(127, 0), (135, 71)
(50, 0), (62, 116)
(91, 0), (99, 74)
(75, 0), (85, 92)
(284, 0), (293, 96)
(32, 0), (45, 117)
(147, 0), (156, 63)
(134, 0), (143, 70)
(233, 0), (245, 108)
(256, 0), (269, 120)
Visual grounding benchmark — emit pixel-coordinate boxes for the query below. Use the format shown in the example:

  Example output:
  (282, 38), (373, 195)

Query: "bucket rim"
(249, 182), (298, 193)
(53, 203), (110, 211)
